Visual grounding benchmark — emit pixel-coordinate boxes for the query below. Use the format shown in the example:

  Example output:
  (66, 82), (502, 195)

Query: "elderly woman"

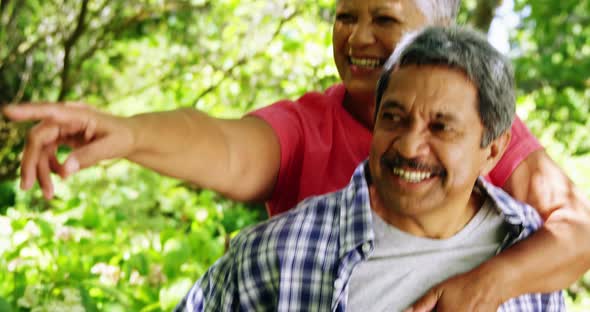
(4, 0), (590, 310)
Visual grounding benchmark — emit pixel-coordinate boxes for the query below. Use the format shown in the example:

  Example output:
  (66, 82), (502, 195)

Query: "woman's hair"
(415, 0), (461, 25)
(335, 0), (461, 25)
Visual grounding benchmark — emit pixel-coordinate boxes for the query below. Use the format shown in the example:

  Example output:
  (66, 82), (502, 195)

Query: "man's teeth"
(350, 57), (381, 69)
(392, 168), (433, 183)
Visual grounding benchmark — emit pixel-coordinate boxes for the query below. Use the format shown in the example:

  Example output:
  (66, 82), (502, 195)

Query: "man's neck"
(368, 186), (484, 239)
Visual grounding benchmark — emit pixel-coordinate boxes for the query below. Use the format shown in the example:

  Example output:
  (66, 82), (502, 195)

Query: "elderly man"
(175, 26), (565, 312)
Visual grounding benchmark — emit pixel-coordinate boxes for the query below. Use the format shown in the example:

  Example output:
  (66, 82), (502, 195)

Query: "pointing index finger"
(3, 103), (98, 127)
(3, 103), (64, 122)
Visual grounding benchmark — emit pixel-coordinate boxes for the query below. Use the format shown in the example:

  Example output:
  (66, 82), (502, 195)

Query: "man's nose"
(349, 21), (376, 47)
(393, 127), (430, 160)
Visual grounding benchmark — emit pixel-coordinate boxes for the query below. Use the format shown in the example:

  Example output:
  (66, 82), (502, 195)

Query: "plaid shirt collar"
(337, 161), (374, 259)
(338, 160), (542, 258)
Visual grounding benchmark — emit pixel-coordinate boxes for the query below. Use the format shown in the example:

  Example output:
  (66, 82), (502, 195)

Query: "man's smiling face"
(369, 64), (494, 220)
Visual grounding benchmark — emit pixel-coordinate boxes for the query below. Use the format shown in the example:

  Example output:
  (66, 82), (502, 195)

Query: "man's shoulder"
(478, 178), (543, 229)
(231, 190), (345, 253)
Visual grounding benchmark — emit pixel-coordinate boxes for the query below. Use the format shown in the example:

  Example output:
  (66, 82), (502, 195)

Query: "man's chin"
(390, 196), (438, 216)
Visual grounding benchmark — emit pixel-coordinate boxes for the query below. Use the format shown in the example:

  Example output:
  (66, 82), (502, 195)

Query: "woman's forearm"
(127, 109), (280, 201)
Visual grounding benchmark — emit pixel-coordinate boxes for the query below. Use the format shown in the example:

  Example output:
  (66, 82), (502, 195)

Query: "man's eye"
(382, 112), (401, 122)
(374, 16), (398, 25)
(336, 13), (355, 23)
(430, 122), (448, 132)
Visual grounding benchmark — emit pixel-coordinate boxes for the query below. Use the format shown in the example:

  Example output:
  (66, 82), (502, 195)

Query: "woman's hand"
(3, 103), (136, 199)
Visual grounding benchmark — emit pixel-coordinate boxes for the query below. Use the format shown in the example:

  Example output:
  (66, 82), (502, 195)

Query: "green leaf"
(79, 286), (99, 312)
(159, 278), (193, 310)
(163, 238), (191, 279)
(0, 297), (12, 312)
(35, 218), (54, 239)
(0, 181), (16, 213)
(128, 252), (150, 276)
(81, 205), (101, 229)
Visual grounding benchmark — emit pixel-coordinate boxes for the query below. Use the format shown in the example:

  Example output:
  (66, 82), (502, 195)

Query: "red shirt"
(250, 84), (542, 216)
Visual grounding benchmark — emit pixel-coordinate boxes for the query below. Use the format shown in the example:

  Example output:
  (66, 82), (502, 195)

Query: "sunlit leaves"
(0, 160), (261, 310)
(512, 0), (590, 158)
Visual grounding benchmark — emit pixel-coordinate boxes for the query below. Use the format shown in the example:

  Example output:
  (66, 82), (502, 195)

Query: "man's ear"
(480, 130), (511, 176)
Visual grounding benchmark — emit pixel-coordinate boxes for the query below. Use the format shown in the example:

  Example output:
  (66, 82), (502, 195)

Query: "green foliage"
(1, 162), (264, 311)
(1, 0), (589, 310)
(0, 117), (27, 181)
(512, 0), (590, 157)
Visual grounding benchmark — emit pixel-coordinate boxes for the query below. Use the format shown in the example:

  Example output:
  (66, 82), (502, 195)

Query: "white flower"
(7, 257), (24, 272)
(129, 270), (145, 286)
(24, 220), (41, 237)
(67, 305), (85, 312)
(90, 262), (107, 274)
(90, 262), (121, 284)
(62, 288), (82, 304)
(0, 217), (12, 236)
(17, 296), (34, 309)
(45, 302), (85, 312)
(148, 264), (167, 285)
(55, 226), (74, 241)
(17, 285), (42, 308)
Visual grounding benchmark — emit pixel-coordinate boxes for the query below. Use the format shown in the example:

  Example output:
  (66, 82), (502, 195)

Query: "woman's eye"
(336, 13), (355, 23)
(374, 16), (398, 25)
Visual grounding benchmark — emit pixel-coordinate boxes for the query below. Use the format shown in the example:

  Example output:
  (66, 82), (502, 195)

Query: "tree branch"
(189, 8), (299, 107)
(67, 1), (206, 98)
(58, 0), (90, 101)
(11, 54), (33, 104)
(112, 67), (182, 103)
(0, 0), (8, 19)
(73, 7), (148, 72)
(0, 27), (59, 73)
(4, 0), (21, 31)
(112, 6), (298, 106)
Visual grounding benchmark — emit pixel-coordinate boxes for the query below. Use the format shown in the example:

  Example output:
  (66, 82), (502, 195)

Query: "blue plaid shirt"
(176, 161), (565, 311)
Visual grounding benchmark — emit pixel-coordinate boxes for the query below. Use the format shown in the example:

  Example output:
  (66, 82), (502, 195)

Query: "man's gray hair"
(375, 26), (515, 147)
(415, 0), (461, 25)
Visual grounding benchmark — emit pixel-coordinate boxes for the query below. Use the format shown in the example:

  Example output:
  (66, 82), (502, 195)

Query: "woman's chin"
(344, 81), (376, 101)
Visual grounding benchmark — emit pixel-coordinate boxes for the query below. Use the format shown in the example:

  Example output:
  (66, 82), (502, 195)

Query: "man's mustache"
(380, 155), (446, 177)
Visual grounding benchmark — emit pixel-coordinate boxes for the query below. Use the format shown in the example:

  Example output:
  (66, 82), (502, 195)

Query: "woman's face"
(332, 0), (427, 100)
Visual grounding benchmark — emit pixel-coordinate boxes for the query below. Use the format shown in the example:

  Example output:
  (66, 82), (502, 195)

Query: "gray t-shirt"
(347, 199), (509, 312)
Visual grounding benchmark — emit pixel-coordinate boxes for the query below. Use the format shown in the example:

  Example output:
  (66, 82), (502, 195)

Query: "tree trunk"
(0, 115), (24, 182)
(471, 0), (504, 32)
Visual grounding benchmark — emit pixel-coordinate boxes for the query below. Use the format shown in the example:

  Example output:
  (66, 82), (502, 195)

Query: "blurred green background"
(0, 0), (589, 311)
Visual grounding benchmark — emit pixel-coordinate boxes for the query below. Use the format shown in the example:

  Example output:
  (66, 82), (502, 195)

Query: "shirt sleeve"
(487, 116), (543, 187)
(175, 252), (238, 312)
(248, 101), (305, 216)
